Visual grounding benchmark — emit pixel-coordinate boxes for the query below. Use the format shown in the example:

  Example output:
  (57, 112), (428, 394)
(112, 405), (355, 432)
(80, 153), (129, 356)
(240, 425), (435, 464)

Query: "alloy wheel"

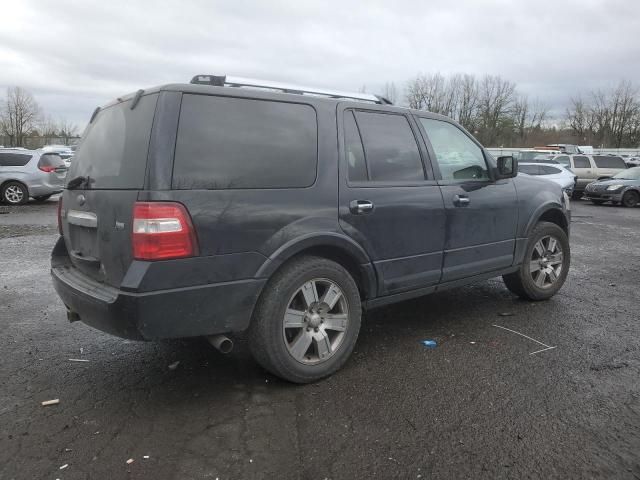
(529, 235), (564, 288)
(4, 185), (25, 204)
(282, 278), (349, 365)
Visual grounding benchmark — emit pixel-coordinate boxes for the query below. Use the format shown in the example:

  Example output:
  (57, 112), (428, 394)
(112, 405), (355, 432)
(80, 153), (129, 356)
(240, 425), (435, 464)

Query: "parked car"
(624, 156), (640, 168)
(42, 145), (74, 167)
(551, 154), (627, 199)
(0, 148), (68, 204)
(584, 167), (640, 207)
(517, 149), (560, 162)
(51, 75), (571, 383)
(518, 162), (577, 196)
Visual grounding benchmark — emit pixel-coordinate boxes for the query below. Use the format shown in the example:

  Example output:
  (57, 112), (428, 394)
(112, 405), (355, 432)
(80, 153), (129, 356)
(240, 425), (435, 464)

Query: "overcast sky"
(1, 0), (638, 130)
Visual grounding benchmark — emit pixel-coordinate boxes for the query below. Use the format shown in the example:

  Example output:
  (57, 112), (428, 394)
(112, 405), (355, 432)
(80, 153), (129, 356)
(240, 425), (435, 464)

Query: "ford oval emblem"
(77, 194), (86, 206)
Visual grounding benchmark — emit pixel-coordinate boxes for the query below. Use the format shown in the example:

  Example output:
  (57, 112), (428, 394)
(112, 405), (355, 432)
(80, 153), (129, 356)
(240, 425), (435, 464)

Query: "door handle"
(349, 200), (374, 214)
(453, 194), (470, 207)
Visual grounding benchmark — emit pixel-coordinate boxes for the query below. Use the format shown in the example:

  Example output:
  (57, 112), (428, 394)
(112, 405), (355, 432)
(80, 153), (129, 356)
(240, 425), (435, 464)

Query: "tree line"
(0, 86), (79, 148)
(381, 74), (639, 148)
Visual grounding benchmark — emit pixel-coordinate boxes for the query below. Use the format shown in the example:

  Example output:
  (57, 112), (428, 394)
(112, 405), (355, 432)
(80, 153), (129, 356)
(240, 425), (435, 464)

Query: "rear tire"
(622, 191), (639, 208)
(1, 181), (28, 205)
(248, 255), (361, 383)
(34, 195), (53, 202)
(503, 222), (570, 301)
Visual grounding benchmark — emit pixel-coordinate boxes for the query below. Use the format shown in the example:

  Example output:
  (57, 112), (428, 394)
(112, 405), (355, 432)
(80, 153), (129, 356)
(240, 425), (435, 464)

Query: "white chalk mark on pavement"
(492, 324), (557, 355)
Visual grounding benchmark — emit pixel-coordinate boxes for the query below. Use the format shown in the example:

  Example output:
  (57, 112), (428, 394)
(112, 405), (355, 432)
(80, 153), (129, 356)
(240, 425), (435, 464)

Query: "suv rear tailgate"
(60, 93), (159, 288)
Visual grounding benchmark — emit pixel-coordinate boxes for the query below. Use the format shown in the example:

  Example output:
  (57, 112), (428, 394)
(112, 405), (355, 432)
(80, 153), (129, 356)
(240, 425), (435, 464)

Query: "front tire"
(1, 181), (28, 205)
(503, 222), (570, 301)
(248, 256), (362, 383)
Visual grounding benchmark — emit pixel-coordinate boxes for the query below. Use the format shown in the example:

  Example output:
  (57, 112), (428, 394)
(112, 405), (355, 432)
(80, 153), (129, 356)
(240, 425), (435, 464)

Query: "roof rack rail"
(189, 74), (392, 105)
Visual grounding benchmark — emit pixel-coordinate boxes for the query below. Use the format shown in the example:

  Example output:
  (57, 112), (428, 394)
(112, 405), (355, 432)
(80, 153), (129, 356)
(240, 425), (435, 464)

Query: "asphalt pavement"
(0, 198), (639, 479)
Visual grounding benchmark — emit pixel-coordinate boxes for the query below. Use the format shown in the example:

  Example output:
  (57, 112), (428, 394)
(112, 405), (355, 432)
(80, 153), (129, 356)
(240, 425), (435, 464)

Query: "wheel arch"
(255, 233), (377, 300)
(526, 203), (569, 237)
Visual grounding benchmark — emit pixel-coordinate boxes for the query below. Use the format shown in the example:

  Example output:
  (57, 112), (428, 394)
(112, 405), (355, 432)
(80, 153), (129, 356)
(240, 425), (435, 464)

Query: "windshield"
(519, 151), (553, 162)
(613, 167), (640, 180)
(68, 93), (158, 189)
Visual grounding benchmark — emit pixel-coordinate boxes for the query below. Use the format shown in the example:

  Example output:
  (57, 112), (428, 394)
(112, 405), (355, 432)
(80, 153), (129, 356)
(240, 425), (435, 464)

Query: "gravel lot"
(1, 198), (639, 479)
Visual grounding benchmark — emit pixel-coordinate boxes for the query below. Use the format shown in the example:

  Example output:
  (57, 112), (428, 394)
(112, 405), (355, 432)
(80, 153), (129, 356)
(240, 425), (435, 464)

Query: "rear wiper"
(67, 175), (93, 190)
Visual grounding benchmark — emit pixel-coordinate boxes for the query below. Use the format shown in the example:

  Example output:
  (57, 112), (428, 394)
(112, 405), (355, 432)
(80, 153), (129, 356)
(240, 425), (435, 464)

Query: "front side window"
(573, 156), (591, 168)
(173, 95), (318, 189)
(420, 118), (489, 181)
(353, 111), (424, 182)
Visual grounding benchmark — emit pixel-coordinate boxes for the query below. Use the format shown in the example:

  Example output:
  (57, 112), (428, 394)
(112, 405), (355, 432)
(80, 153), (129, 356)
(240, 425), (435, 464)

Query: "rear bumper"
(51, 239), (265, 340)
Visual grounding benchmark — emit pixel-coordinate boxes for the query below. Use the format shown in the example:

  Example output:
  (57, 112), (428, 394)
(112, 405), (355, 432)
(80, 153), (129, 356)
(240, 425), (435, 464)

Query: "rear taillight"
(57, 198), (63, 236)
(132, 202), (198, 260)
(39, 165), (56, 173)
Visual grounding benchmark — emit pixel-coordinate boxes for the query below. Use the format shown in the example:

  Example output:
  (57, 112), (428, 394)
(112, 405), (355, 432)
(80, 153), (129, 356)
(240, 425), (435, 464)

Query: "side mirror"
(496, 156), (517, 179)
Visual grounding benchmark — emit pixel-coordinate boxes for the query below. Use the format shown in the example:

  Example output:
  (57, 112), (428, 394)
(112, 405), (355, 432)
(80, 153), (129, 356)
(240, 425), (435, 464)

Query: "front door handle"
(349, 200), (374, 214)
(453, 194), (470, 207)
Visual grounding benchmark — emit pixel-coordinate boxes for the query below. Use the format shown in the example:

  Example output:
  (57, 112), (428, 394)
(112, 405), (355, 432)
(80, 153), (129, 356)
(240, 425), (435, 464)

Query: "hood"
(592, 178), (639, 187)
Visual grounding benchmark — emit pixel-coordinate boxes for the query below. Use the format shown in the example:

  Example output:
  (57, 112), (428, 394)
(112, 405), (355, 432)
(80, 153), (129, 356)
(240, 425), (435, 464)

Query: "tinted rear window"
(593, 156), (626, 169)
(38, 153), (66, 169)
(355, 111), (424, 182)
(68, 93), (158, 189)
(0, 153), (32, 166)
(540, 165), (562, 175)
(173, 95), (317, 189)
(519, 165), (540, 175)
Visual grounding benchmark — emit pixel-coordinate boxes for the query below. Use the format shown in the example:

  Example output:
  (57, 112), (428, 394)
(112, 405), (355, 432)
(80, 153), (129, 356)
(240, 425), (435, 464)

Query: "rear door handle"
(349, 200), (374, 214)
(453, 195), (470, 207)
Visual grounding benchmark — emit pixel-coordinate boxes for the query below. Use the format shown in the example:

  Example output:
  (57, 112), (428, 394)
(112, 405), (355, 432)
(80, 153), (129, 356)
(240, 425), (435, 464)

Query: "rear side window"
(69, 93), (158, 189)
(519, 165), (540, 175)
(593, 156), (626, 169)
(0, 153), (32, 166)
(38, 154), (66, 169)
(173, 95), (317, 189)
(353, 111), (424, 182)
(573, 156), (590, 168)
(344, 111), (368, 182)
(540, 165), (562, 175)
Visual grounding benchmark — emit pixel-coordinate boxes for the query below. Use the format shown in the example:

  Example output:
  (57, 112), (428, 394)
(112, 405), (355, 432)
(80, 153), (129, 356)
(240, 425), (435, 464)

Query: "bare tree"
(39, 115), (59, 144)
(476, 75), (516, 145)
(57, 118), (79, 145)
(0, 87), (40, 147)
(381, 81), (398, 104)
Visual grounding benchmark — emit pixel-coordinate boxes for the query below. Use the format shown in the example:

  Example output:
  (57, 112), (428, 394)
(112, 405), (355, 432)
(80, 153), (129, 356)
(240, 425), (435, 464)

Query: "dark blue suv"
(51, 75), (571, 383)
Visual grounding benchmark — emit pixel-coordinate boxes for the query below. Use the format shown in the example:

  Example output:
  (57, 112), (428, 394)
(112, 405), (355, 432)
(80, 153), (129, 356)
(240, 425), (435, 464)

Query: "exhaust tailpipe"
(207, 334), (233, 354)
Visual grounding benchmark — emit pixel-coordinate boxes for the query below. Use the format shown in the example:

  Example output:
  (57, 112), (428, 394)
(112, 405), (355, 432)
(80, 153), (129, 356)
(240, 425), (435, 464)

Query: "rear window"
(68, 93), (158, 189)
(593, 156), (626, 169)
(0, 153), (32, 166)
(38, 153), (66, 169)
(172, 95), (317, 189)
